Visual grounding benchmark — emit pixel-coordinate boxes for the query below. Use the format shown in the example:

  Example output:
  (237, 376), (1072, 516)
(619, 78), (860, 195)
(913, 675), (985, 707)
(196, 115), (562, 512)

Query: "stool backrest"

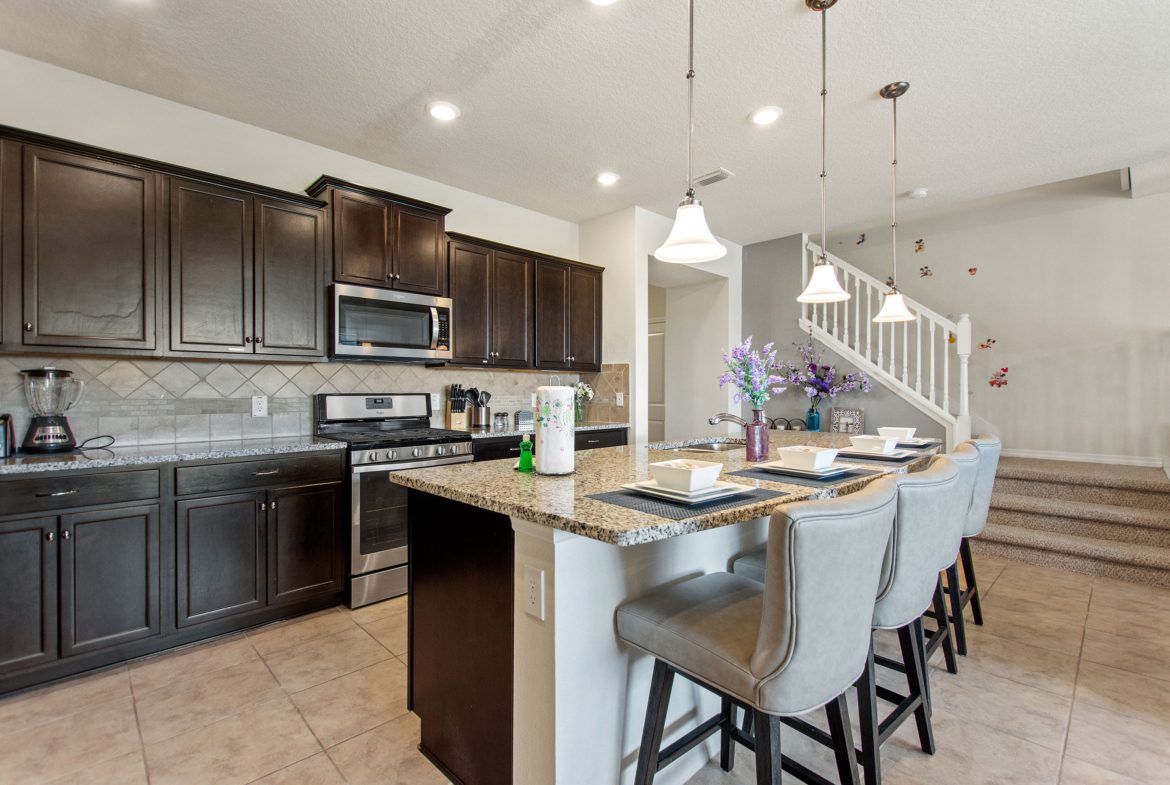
(871, 455), (968, 629)
(753, 476), (897, 714)
(963, 437), (1002, 537)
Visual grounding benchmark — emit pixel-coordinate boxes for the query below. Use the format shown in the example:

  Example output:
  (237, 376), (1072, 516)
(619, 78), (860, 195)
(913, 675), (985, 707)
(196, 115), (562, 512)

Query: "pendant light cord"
(890, 94), (898, 290)
(686, 0), (695, 197)
(818, 6), (828, 264)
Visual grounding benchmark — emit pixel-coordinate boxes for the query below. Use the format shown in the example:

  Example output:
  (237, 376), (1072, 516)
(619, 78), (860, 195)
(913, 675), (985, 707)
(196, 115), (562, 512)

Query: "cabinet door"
(22, 146), (157, 350)
(169, 179), (254, 353)
(255, 199), (326, 356)
(534, 260), (570, 370)
(333, 190), (390, 286)
(490, 251), (532, 367)
(0, 517), (57, 674)
(392, 205), (446, 296)
(449, 241), (492, 365)
(267, 484), (342, 606)
(175, 493), (264, 627)
(569, 266), (602, 371)
(59, 505), (160, 657)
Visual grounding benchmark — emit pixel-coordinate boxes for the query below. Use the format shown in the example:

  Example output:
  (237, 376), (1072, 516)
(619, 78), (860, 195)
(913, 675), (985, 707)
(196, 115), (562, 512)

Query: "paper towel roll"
(534, 386), (575, 475)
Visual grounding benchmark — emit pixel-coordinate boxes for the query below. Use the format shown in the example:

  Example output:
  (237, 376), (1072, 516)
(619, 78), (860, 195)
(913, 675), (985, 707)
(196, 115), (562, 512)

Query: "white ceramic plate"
(897, 438), (934, 448)
(622, 480), (754, 505)
(755, 460), (855, 479)
(837, 449), (916, 461)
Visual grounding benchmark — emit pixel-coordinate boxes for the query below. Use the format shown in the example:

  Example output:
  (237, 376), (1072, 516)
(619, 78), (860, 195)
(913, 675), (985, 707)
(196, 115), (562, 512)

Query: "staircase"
(799, 237), (972, 448)
(976, 457), (1170, 586)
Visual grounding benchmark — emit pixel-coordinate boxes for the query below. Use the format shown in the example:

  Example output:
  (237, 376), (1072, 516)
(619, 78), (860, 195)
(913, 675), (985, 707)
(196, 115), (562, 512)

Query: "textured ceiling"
(0, 0), (1168, 245)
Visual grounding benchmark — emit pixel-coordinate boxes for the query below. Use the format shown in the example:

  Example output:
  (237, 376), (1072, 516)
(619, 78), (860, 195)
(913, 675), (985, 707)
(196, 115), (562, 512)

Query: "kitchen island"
(391, 432), (938, 785)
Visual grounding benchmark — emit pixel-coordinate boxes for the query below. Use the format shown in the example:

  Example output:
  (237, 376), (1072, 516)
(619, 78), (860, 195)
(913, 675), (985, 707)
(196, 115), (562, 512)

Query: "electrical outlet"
(616, 392), (624, 406)
(522, 564), (545, 621)
(430, 393), (439, 410)
(251, 395), (268, 418)
(531, 393), (537, 408)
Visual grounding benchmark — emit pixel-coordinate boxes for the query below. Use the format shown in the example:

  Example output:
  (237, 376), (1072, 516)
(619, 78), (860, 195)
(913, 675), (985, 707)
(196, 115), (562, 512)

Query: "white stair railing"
(799, 236), (972, 448)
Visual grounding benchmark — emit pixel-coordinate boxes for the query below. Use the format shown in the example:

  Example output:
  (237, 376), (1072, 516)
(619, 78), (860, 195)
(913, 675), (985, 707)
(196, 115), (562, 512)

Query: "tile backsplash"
(0, 356), (628, 447)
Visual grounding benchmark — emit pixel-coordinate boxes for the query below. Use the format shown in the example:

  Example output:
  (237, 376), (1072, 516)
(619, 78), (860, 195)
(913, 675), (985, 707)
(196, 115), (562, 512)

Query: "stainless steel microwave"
(331, 284), (452, 362)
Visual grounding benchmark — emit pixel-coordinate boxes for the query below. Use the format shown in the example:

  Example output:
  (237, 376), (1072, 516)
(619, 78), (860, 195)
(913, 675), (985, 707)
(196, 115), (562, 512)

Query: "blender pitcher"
(21, 367), (85, 453)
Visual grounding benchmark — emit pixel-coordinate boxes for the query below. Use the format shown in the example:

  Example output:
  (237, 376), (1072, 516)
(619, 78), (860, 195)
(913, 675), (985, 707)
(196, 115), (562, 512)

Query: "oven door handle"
(429, 307), (440, 351)
(350, 454), (474, 474)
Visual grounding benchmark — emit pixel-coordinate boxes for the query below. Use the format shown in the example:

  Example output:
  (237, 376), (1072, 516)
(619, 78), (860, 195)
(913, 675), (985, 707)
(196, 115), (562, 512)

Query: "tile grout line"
(127, 667), (153, 785)
(1055, 583), (1090, 784)
(251, 640), (333, 781)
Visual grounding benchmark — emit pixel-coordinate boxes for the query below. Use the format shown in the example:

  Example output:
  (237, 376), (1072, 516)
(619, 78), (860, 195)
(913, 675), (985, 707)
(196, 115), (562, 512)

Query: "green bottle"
(518, 434), (534, 473)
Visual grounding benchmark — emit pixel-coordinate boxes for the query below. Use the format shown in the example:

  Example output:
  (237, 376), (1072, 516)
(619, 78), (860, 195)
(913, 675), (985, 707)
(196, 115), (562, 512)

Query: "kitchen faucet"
(709, 412), (749, 429)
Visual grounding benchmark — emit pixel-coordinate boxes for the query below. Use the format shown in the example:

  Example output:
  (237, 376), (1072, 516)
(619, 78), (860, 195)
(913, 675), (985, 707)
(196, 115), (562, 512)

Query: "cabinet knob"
(270, 500), (277, 510)
(245, 336), (253, 344)
(61, 530), (70, 541)
(255, 336), (262, 344)
(260, 502), (267, 511)
(23, 322), (33, 332)
(386, 274), (394, 280)
(46, 532), (54, 542)
(395, 273), (401, 280)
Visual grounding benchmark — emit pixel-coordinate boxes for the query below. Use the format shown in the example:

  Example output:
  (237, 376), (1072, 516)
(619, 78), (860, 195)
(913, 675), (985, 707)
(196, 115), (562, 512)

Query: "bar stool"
(616, 478), (898, 785)
(944, 436), (1002, 655)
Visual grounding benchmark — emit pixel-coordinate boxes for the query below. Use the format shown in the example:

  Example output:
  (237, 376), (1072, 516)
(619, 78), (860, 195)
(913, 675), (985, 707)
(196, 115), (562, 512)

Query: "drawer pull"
(35, 489), (78, 498)
(252, 469), (281, 477)
(586, 439), (600, 444)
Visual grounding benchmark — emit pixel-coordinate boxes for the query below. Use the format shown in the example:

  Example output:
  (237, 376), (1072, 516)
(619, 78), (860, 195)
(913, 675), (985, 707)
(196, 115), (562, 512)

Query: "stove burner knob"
(389, 450), (397, 460)
(412, 447), (423, 458)
(368, 452), (379, 463)
(437, 446), (447, 456)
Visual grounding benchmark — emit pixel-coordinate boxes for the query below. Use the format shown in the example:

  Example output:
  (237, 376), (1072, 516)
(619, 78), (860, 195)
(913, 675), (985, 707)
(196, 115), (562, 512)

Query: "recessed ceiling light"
(426, 101), (461, 122)
(589, 0), (619, 5)
(748, 106), (783, 126)
(596, 172), (620, 186)
(909, 187), (930, 199)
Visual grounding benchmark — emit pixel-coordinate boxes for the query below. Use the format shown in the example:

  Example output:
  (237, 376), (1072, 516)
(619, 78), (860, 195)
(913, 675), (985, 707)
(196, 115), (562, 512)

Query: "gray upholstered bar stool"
(944, 436), (1002, 655)
(616, 478), (898, 785)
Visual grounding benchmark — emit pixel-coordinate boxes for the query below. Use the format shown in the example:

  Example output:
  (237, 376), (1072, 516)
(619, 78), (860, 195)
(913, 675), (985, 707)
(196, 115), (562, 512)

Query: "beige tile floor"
(1, 556), (1168, 785)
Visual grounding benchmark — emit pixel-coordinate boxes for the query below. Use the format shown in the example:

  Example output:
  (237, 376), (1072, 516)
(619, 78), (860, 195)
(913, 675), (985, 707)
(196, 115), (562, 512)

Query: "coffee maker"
(21, 367), (85, 453)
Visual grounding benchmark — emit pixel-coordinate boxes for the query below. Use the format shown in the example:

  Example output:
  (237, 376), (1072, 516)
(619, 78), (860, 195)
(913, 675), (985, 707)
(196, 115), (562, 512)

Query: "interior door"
(0, 517), (58, 674)
(449, 241), (492, 365)
(255, 199), (326, 356)
(21, 145), (157, 350)
(392, 205), (446, 296)
(534, 260), (570, 370)
(169, 178), (254, 353)
(490, 251), (532, 367)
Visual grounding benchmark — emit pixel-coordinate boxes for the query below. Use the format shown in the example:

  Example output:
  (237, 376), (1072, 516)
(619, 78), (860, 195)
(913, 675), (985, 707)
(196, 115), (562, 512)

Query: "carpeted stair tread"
(981, 523), (1170, 571)
(996, 457), (1170, 494)
(991, 492), (1170, 531)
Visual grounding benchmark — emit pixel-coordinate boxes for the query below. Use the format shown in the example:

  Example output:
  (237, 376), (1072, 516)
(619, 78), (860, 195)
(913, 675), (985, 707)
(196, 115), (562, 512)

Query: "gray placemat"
(836, 452), (920, 465)
(587, 488), (787, 520)
(729, 467), (882, 487)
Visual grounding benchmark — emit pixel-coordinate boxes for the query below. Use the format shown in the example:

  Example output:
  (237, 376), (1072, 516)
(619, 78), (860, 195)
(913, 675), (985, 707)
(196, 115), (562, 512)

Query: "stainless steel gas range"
(314, 392), (473, 607)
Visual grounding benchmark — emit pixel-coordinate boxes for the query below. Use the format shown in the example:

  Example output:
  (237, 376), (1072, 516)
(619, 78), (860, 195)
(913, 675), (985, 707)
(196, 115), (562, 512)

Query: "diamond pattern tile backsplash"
(0, 356), (629, 447)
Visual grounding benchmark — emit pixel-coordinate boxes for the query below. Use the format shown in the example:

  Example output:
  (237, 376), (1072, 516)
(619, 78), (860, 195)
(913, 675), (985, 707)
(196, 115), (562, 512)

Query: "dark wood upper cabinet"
(0, 517), (58, 675)
(59, 505), (160, 657)
(308, 176), (450, 296)
(169, 179), (254, 353)
(267, 483), (342, 607)
(449, 241), (492, 365)
(255, 199), (326, 356)
(491, 250), (533, 367)
(21, 146), (158, 350)
(568, 266), (602, 372)
(534, 260), (570, 370)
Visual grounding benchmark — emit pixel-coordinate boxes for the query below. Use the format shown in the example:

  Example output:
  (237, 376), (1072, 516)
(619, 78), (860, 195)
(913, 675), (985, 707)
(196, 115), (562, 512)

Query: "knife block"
(446, 404), (469, 431)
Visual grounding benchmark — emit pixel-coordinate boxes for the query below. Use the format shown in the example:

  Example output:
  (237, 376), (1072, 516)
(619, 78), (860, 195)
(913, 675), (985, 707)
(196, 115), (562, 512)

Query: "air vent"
(695, 167), (734, 187)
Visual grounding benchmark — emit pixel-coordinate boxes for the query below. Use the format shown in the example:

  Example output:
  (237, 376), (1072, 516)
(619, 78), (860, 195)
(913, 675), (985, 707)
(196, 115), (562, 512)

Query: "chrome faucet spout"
(709, 412), (749, 429)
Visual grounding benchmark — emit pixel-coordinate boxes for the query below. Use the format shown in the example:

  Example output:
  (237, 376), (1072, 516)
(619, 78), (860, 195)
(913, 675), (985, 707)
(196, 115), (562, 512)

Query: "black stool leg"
(946, 563), (968, 656)
(960, 539), (984, 626)
(826, 693), (861, 785)
(753, 710), (783, 785)
(634, 660), (675, 785)
(855, 640), (881, 785)
(931, 578), (958, 676)
(900, 621), (936, 755)
(720, 697), (736, 772)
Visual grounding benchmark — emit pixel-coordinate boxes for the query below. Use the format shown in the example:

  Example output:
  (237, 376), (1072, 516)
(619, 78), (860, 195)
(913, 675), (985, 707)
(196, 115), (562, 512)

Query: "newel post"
(955, 313), (973, 443)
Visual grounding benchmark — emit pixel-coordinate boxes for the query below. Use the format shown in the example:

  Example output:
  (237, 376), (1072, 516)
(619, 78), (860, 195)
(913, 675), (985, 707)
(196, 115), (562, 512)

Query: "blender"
(21, 367), (85, 453)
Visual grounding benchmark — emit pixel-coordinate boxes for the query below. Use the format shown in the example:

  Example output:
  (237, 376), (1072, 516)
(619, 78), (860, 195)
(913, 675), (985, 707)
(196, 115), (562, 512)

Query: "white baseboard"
(1000, 448), (1163, 469)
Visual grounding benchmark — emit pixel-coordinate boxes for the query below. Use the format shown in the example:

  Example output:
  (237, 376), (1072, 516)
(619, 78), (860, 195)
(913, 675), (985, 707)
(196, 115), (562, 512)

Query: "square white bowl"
(850, 435), (899, 454)
(648, 459), (724, 492)
(877, 427), (917, 441)
(776, 445), (839, 470)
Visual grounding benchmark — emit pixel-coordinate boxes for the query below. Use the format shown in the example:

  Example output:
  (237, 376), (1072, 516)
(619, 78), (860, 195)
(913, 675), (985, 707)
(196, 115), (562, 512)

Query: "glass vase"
(806, 406), (821, 432)
(575, 400), (585, 425)
(745, 409), (769, 462)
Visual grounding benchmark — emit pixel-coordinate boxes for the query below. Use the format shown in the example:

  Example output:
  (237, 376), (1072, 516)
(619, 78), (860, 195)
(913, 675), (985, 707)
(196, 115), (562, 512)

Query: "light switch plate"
(616, 392), (624, 406)
(251, 395), (268, 418)
(522, 564), (545, 621)
(430, 393), (440, 409)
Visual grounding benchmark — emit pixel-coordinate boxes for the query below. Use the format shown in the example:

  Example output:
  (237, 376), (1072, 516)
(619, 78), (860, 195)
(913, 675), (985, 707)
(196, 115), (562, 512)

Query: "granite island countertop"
(0, 436), (345, 475)
(390, 431), (939, 546)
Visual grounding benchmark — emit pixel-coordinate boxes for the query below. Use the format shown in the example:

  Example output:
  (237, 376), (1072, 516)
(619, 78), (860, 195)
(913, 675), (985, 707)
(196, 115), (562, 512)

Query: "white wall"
(836, 172), (1170, 465)
(0, 49), (579, 258)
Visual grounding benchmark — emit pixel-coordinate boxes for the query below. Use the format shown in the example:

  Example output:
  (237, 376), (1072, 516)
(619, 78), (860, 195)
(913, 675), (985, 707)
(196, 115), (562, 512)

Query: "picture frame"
(830, 407), (865, 435)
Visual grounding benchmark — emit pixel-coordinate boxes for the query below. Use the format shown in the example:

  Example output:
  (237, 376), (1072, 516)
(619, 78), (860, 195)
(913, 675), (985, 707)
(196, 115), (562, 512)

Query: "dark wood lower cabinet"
(0, 517), (58, 675)
(175, 492), (265, 627)
(60, 505), (160, 656)
(267, 483), (343, 606)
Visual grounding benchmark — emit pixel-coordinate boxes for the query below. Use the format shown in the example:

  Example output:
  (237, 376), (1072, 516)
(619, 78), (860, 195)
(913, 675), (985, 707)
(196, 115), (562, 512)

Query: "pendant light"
(873, 81), (916, 323)
(653, 0), (726, 264)
(797, 0), (850, 304)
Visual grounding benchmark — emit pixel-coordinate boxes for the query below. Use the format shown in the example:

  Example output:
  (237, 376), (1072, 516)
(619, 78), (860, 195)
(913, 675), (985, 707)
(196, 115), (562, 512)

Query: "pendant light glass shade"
(654, 198), (726, 264)
(873, 290), (915, 322)
(798, 261), (850, 303)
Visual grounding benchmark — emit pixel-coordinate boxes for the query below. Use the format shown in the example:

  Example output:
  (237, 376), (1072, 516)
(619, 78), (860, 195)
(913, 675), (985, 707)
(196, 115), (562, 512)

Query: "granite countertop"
(390, 431), (939, 546)
(0, 436), (345, 476)
(467, 421), (629, 440)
